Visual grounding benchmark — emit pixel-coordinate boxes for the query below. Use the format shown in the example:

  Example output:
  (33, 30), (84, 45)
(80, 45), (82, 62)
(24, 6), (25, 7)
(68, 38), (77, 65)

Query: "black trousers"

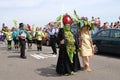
(50, 38), (57, 54)
(36, 40), (42, 51)
(19, 39), (26, 57)
(13, 39), (19, 48)
(7, 40), (12, 49)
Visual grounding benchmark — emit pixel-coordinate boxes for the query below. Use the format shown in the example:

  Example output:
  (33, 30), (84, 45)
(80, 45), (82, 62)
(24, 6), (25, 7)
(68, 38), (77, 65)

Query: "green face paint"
(64, 24), (70, 31)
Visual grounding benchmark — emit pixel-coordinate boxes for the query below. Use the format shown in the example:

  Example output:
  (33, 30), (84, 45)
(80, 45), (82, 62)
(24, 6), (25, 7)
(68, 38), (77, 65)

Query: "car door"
(109, 29), (120, 54)
(93, 29), (111, 53)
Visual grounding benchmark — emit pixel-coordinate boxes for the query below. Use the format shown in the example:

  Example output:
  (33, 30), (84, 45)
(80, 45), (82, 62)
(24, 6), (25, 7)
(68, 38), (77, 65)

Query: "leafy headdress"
(73, 10), (94, 30)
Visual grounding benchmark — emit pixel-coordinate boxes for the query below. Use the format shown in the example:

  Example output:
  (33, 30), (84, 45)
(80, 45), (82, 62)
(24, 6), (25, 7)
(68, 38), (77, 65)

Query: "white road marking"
(30, 54), (44, 59)
(30, 53), (56, 59)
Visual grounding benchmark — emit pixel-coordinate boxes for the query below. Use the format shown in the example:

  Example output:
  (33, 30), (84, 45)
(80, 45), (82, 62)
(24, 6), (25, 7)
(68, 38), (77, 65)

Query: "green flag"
(13, 20), (18, 26)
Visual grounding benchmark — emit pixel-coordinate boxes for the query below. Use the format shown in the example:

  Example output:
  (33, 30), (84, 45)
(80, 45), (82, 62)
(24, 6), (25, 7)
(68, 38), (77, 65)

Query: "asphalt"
(0, 41), (120, 80)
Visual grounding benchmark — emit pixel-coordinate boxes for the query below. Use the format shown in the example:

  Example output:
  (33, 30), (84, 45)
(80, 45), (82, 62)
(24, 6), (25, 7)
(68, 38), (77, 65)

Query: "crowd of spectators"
(91, 16), (120, 34)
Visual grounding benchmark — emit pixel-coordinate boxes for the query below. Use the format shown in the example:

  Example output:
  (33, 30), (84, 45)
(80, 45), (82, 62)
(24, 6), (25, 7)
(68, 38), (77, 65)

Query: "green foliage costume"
(64, 24), (76, 63)
(56, 14), (81, 75)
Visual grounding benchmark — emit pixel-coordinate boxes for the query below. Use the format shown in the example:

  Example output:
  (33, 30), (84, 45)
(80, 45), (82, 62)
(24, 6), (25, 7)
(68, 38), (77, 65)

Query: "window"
(96, 30), (110, 37)
(111, 30), (120, 38)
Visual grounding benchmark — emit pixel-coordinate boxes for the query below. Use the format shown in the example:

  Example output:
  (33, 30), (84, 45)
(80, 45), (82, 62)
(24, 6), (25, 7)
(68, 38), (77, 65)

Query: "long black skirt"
(56, 44), (81, 75)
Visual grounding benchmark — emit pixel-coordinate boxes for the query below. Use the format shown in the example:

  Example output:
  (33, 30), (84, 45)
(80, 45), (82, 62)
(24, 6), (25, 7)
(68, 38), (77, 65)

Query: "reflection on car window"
(111, 30), (120, 38)
(71, 25), (78, 35)
(96, 30), (110, 37)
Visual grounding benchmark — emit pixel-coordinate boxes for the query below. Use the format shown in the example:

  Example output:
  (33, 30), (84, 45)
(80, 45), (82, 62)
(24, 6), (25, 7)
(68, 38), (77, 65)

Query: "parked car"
(42, 32), (59, 47)
(71, 24), (79, 35)
(42, 34), (50, 46)
(92, 28), (120, 54)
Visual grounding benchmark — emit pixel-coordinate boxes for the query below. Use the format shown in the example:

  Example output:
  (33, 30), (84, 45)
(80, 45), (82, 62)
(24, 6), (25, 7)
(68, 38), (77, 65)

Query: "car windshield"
(96, 30), (110, 38)
(71, 24), (78, 35)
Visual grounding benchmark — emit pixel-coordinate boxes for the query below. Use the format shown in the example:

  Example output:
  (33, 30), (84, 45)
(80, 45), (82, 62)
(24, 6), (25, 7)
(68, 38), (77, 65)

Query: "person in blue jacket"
(18, 23), (27, 59)
(12, 27), (19, 50)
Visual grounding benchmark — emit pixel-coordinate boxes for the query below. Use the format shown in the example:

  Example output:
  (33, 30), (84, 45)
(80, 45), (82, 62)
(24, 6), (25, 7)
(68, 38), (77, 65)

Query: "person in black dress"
(56, 14), (81, 75)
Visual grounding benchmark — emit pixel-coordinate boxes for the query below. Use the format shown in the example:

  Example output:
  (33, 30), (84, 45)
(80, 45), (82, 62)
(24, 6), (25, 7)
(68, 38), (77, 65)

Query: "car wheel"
(46, 40), (50, 46)
(94, 45), (99, 54)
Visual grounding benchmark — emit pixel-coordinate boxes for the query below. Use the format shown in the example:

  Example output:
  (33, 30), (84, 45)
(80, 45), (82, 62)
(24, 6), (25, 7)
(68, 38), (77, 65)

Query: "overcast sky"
(0, 0), (120, 29)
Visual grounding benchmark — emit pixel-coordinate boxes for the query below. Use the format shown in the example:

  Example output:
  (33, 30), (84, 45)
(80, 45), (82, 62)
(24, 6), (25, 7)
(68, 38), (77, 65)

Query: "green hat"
(19, 23), (24, 28)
